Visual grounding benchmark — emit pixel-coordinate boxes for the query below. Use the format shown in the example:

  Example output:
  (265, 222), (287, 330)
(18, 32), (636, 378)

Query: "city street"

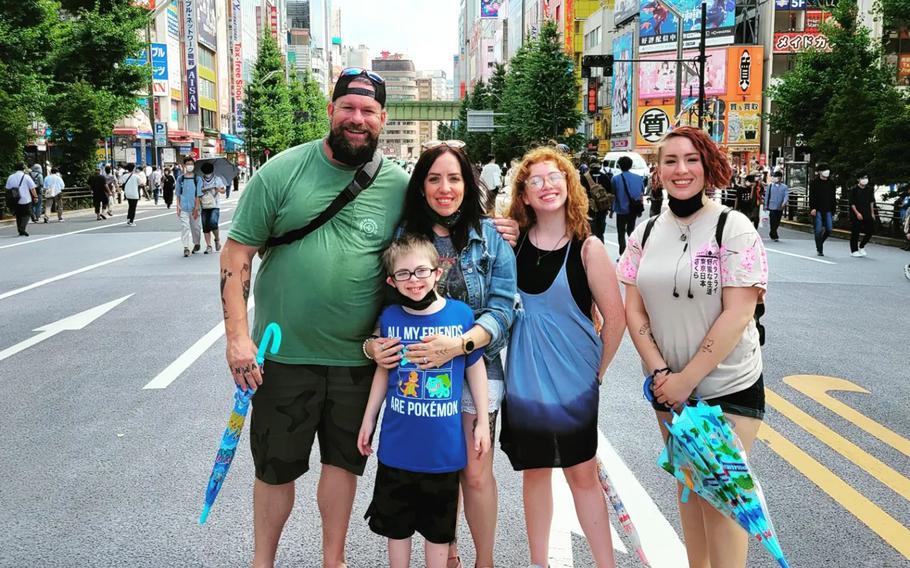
(1, 197), (908, 568)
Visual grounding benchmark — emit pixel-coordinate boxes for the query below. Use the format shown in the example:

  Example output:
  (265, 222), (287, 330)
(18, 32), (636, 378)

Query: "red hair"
(657, 126), (732, 190)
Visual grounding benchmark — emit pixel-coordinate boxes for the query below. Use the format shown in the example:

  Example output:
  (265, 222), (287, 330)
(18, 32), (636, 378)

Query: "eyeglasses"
(340, 67), (385, 84)
(421, 140), (466, 151)
(390, 266), (436, 282)
(525, 171), (567, 191)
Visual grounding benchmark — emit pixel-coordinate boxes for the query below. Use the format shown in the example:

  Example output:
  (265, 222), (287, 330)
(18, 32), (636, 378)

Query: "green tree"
(0, 0), (56, 177)
(287, 72), (329, 147)
(464, 81), (492, 164)
(497, 22), (583, 162)
(768, 0), (910, 185)
(244, 33), (291, 164)
(44, 0), (146, 184)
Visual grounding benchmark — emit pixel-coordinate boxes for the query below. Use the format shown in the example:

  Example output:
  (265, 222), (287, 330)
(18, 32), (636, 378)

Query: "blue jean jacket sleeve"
(474, 221), (517, 357)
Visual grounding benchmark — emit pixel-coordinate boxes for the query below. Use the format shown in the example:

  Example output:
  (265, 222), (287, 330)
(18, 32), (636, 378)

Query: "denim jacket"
(395, 217), (518, 359)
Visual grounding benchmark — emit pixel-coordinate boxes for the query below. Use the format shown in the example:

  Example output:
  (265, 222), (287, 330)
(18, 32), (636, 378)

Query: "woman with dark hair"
(365, 141), (517, 568)
(503, 146), (625, 568)
(617, 126), (769, 567)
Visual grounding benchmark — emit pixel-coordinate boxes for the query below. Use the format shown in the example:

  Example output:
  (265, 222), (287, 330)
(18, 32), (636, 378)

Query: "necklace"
(531, 229), (568, 266)
(673, 218), (691, 242)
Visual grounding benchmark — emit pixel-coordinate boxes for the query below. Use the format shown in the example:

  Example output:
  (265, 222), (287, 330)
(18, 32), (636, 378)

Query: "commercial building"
(373, 53), (420, 157)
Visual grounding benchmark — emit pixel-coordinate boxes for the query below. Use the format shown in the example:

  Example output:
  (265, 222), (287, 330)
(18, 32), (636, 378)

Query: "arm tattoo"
(700, 339), (715, 354)
(638, 323), (657, 345)
(220, 269), (233, 320)
(240, 262), (251, 303)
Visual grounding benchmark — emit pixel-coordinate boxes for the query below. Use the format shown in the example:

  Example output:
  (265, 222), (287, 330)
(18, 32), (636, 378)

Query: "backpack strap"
(715, 207), (732, 247)
(640, 214), (660, 249)
(265, 150), (384, 249)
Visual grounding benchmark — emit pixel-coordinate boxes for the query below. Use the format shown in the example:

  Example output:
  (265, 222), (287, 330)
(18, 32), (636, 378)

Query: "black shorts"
(249, 361), (374, 484)
(364, 462), (460, 544)
(651, 374), (765, 419)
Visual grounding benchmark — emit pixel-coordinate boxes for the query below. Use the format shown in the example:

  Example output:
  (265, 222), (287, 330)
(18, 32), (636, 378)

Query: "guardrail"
(1, 186), (94, 220)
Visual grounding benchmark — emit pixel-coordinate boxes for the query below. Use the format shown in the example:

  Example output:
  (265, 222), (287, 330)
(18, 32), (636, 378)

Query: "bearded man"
(220, 69), (516, 568)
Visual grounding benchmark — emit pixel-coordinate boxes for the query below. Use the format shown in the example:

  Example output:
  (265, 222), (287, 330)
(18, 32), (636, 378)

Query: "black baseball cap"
(332, 68), (386, 107)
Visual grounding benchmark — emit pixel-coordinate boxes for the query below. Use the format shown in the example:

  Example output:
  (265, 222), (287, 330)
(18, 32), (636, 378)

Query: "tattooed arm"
(623, 284), (668, 375)
(220, 238), (261, 390)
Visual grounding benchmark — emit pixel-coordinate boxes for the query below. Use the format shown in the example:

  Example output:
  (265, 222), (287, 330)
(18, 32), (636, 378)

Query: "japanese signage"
(611, 33), (634, 134)
(639, 48), (727, 100)
(184, 0), (199, 114)
(636, 105), (674, 145)
(773, 32), (831, 53)
(270, 5), (279, 41)
(167, 0), (179, 40)
(614, 0), (639, 26)
(197, 0), (217, 49)
(480, 0), (501, 18)
(805, 10), (831, 32)
(151, 43), (168, 96)
(639, 0), (735, 54)
(726, 101), (761, 145)
(565, 0), (574, 53)
(588, 79), (598, 113)
(727, 46), (763, 99)
(899, 54), (910, 85)
(774, 0), (806, 10)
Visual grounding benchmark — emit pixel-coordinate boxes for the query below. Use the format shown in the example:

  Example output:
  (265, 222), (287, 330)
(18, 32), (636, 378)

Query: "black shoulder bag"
(259, 151), (384, 257)
(620, 174), (644, 218)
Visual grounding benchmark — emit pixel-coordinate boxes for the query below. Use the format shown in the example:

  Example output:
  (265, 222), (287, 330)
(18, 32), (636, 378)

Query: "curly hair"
(657, 126), (732, 190)
(506, 146), (591, 240)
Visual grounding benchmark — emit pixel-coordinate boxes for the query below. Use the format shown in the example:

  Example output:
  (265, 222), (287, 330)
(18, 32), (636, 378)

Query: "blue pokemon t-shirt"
(376, 299), (484, 473)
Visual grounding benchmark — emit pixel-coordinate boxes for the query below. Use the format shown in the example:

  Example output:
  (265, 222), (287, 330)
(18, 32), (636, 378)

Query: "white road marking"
(0, 295), (132, 361)
(597, 430), (688, 567)
(143, 299), (254, 390)
(0, 219), (233, 302)
(0, 207), (233, 250)
(764, 247), (836, 265)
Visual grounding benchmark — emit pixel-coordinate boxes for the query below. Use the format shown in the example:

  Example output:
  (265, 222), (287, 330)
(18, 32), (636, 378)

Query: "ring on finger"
(422, 356), (428, 364)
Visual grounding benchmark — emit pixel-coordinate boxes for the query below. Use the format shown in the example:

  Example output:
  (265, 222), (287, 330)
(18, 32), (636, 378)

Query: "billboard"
(726, 101), (761, 145)
(184, 0), (199, 114)
(639, 0), (735, 53)
(772, 32), (831, 53)
(638, 48), (727, 100)
(614, 0), (639, 26)
(611, 33), (634, 134)
(636, 104), (674, 146)
(197, 0), (217, 49)
(480, 0), (501, 18)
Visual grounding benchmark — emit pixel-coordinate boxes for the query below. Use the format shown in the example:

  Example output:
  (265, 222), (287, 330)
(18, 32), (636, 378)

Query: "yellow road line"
(785, 375), (910, 457)
(765, 388), (910, 502)
(758, 424), (910, 560)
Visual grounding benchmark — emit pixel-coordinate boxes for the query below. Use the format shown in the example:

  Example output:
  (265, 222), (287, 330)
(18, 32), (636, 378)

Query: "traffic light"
(581, 55), (615, 76)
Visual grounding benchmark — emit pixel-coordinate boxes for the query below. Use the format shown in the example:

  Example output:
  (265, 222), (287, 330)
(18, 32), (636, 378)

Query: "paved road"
(1, 196), (908, 567)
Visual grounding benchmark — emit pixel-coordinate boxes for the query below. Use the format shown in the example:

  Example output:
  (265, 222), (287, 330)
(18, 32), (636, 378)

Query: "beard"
(326, 123), (379, 166)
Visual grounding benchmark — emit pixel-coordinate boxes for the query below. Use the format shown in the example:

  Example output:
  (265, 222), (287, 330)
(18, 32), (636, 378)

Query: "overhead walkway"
(385, 101), (460, 121)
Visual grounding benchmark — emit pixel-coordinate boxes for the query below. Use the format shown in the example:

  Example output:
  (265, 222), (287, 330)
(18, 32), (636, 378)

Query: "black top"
(88, 173), (107, 195)
(849, 185), (875, 216)
(809, 178), (837, 212)
(516, 235), (592, 320)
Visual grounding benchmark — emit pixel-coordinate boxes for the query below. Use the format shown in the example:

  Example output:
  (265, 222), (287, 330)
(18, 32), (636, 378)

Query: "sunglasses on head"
(340, 67), (385, 84)
(421, 139), (467, 151)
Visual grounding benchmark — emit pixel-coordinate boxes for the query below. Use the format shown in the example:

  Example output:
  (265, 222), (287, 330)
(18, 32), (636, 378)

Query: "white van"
(601, 151), (650, 181)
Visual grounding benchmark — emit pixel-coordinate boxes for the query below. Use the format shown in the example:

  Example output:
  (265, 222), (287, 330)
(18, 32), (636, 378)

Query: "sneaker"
(851, 251), (863, 257)
(58, 218), (63, 222)
(183, 248), (190, 257)
(204, 246), (213, 254)
(817, 251), (824, 257)
(214, 239), (221, 252)
(193, 244), (201, 253)
(859, 248), (867, 257)
(43, 216), (48, 223)
(905, 265), (910, 281)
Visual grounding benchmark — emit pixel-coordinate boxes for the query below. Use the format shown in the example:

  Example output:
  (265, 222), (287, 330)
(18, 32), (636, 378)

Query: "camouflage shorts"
(249, 361), (374, 484)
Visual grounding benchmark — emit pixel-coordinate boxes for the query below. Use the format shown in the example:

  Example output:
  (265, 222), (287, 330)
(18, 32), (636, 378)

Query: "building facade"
(373, 54), (419, 157)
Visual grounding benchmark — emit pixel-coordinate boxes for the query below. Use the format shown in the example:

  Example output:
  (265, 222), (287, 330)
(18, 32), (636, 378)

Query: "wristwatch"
(461, 336), (476, 354)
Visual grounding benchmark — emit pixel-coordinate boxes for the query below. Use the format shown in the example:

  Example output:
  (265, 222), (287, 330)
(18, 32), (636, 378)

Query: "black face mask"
(422, 198), (462, 229)
(393, 288), (438, 310)
(668, 192), (705, 218)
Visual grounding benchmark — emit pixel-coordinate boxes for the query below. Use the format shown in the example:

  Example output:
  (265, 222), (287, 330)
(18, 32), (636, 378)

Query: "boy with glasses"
(359, 234), (490, 568)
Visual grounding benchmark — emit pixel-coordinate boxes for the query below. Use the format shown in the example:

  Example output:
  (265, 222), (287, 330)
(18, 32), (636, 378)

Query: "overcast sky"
(333, 0), (460, 76)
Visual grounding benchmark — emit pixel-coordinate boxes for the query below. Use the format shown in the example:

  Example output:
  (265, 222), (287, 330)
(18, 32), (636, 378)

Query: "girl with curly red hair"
(617, 126), (769, 567)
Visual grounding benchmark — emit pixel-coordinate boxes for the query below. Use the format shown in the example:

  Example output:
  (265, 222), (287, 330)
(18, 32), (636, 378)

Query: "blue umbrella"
(199, 322), (282, 524)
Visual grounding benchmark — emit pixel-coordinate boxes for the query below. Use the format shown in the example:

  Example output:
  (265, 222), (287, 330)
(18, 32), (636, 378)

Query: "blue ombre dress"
(501, 237), (603, 470)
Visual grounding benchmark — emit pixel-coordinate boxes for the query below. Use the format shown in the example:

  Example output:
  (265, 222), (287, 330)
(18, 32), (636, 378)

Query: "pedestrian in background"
(648, 164), (664, 217)
(480, 154), (502, 203)
(6, 163), (38, 236)
(503, 146), (624, 568)
(809, 163), (837, 257)
(849, 173), (876, 257)
(199, 161), (225, 254)
(903, 211), (910, 280)
(119, 163), (140, 226)
(610, 155), (644, 255)
(175, 155), (202, 257)
(149, 165), (161, 205)
(136, 166), (149, 201)
(162, 166), (176, 209)
(764, 170), (789, 242)
(42, 167), (65, 222)
(29, 164), (44, 223)
(103, 166), (117, 217)
(617, 126), (768, 568)
(90, 168), (109, 220)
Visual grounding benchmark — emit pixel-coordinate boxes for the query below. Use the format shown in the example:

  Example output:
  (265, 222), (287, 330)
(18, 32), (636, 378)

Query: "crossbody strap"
(265, 151), (384, 249)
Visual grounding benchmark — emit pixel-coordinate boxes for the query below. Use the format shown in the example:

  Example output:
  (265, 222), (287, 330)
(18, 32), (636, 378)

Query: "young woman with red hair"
(503, 146), (626, 568)
(617, 127), (769, 567)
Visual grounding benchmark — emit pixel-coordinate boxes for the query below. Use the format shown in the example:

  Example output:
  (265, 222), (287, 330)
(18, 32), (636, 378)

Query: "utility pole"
(698, 2), (707, 129)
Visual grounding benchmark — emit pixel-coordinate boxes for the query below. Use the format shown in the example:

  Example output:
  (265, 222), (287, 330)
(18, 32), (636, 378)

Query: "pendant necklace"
(533, 230), (568, 266)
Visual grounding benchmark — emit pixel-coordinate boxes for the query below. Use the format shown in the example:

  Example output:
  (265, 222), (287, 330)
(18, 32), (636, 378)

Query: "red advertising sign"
(191, 147), (200, 160)
(805, 10), (830, 32)
(587, 79), (597, 113)
(233, 44), (244, 101)
(270, 5), (278, 40)
(899, 54), (910, 84)
(773, 32), (831, 53)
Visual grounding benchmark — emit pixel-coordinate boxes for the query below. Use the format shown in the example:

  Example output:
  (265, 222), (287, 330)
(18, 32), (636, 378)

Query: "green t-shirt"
(229, 140), (410, 365)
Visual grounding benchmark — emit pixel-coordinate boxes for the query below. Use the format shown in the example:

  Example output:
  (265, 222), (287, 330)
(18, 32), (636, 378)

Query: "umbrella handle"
(643, 375), (655, 402)
(256, 322), (282, 366)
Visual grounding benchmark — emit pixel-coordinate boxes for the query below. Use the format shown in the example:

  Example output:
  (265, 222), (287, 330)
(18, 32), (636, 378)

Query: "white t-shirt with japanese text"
(616, 201), (768, 399)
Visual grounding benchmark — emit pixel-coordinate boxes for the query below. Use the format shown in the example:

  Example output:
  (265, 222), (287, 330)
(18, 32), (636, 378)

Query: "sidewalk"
(780, 220), (908, 249)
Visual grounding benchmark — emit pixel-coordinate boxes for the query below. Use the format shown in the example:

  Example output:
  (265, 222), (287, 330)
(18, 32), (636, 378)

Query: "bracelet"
(652, 367), (671, 377)
(362, 335), (379, 360)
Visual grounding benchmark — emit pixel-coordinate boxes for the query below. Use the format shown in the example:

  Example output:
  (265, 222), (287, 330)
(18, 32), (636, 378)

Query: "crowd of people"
(215, 68), (780, 568)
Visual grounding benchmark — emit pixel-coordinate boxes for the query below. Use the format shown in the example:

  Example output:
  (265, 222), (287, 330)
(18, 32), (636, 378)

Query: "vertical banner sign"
(231, 0), (244, 132)
(184, 0), (199, 114)
(197, 0), (217, 49)
(565, 0), (574, 54)
(167, 0), (179, 39)
(611, 33), (633, 134)
(270, 5), (278, 41)
(151, 43), (169, 96)
(480, 0), (500, 18)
